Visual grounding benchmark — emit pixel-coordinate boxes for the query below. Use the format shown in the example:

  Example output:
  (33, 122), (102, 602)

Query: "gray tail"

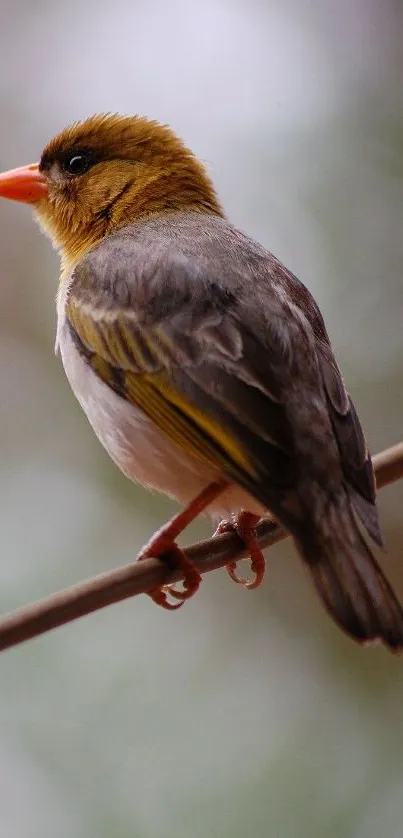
(296, 497), (403, 651)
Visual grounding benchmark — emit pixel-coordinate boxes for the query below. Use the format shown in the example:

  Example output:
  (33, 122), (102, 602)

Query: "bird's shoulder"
(67, 212), (328, 368)
(68, 213), (278, 315)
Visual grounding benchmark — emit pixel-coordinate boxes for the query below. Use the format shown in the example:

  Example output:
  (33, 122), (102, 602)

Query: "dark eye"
(63, 153), (90, 175)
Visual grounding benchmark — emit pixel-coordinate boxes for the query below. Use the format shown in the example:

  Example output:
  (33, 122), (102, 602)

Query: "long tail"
(296, 496), (403, 651)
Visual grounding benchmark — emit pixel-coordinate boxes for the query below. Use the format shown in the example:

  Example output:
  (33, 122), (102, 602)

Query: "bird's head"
(0, 113), (222, 267)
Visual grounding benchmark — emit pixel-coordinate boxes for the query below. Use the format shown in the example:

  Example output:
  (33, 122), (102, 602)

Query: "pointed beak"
(0, 163), (48, 203)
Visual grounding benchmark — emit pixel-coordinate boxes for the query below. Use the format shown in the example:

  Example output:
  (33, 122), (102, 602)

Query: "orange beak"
(0, 163), (47, 203)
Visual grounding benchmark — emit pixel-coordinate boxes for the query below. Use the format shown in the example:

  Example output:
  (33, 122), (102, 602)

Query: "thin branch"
(1, 442), (403, 653)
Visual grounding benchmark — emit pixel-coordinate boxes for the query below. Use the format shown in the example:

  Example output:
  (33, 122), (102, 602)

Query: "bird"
(0, 113), (402, 651)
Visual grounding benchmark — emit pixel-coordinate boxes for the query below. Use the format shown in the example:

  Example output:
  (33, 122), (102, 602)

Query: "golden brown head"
(0, 113), (223, 266)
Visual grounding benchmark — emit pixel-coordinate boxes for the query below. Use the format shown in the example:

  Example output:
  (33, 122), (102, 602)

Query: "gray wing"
(67, 228), (381, 542)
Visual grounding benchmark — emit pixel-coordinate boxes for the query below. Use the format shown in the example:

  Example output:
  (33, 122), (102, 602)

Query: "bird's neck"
(58, 165), (224, 272)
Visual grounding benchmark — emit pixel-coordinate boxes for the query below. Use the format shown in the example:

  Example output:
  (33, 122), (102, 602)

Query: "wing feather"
(65, 233), (380, 540)
(316, 342), (381, 544)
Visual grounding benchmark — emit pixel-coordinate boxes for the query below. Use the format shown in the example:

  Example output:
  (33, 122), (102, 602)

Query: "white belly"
(58, 318), (264, 521)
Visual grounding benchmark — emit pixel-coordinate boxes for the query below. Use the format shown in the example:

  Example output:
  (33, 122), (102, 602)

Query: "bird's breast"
(57, 312), (264, 520)
(58, 313), (198, 492)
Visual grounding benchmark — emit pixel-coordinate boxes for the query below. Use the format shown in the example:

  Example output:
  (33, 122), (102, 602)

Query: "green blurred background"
(1, 1), (403, 836)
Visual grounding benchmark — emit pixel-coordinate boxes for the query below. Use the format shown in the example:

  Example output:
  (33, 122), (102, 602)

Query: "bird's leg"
(138, 478), (229, 610)
(214, 511), (265, 590)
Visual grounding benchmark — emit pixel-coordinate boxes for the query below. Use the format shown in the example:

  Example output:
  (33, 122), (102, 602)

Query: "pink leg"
(138, 478), (229, 610)
(214, 511), (265, 590)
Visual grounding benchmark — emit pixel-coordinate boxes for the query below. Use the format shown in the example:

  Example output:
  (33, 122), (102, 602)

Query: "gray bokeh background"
(1, 2), (403, 836)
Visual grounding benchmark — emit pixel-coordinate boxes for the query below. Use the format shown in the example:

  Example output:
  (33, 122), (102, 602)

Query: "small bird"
(0, 113), (402, 650)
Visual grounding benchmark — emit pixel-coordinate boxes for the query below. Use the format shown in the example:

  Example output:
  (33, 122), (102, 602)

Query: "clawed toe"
(138, 541), (201, 610)
(214, 511), (266, 590)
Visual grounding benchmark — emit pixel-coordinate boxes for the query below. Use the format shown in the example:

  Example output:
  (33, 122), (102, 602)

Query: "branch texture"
(1, 441), (403, 652)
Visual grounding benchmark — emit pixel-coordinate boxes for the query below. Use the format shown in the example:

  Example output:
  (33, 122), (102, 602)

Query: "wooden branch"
(1, 441), (403, 653)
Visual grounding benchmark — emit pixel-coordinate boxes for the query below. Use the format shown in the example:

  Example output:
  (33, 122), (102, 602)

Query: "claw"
(214, 511), (265, 590)
(148, 586), (184, 610)
(137, 540), (201, 610)
(137, 478), (229, 609)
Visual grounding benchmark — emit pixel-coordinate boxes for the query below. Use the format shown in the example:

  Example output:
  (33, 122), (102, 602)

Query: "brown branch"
(1, 441), (403, 653)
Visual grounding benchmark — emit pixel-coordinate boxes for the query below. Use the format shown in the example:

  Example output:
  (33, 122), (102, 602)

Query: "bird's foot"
(138, 533), (201, 610)
(138, 478), (229, 610)
(214, 511), (265, 590)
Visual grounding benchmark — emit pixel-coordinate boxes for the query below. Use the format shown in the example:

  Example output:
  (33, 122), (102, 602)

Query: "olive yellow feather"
(67, 299), (256, 481)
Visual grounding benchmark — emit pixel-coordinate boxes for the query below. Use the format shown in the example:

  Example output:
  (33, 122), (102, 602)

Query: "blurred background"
(1, 1), (403, 836)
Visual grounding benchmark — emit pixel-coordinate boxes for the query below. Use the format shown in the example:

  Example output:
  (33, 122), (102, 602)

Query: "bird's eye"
(63, 154), (90, 175)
